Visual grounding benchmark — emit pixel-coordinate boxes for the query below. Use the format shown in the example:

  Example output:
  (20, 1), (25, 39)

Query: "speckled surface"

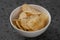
(0, 0), (60, 40)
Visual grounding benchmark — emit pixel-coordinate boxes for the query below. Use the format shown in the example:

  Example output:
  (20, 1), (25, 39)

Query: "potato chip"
(21, 4), (41, 14)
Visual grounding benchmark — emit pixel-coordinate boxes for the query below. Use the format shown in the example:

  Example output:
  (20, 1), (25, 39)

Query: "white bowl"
(10, 4), (51, 37)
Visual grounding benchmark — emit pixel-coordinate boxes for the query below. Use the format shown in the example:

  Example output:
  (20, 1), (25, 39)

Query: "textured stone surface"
(0, 0), (60, 40)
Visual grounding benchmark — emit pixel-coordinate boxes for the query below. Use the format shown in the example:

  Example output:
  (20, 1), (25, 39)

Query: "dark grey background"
(0, 0), (60, 40)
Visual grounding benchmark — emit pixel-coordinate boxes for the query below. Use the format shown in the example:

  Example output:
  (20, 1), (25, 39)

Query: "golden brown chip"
(26, 12), (32, 16)
(20, 19), (31, 30)
(12, 20), (18, 27)
(15, 20), (23, 29)
(33, 13), (48, 30)
(19, 12), (27, 19)
(27, 13), (48, 31)
(21, 4), (41, 14)
(12, 19), (24, 30)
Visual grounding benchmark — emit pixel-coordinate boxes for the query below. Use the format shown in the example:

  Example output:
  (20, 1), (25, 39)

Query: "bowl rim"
(10, 4), (51, 33)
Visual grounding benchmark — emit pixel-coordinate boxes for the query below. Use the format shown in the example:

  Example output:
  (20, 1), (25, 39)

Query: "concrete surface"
(0, 0), (60, 40)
